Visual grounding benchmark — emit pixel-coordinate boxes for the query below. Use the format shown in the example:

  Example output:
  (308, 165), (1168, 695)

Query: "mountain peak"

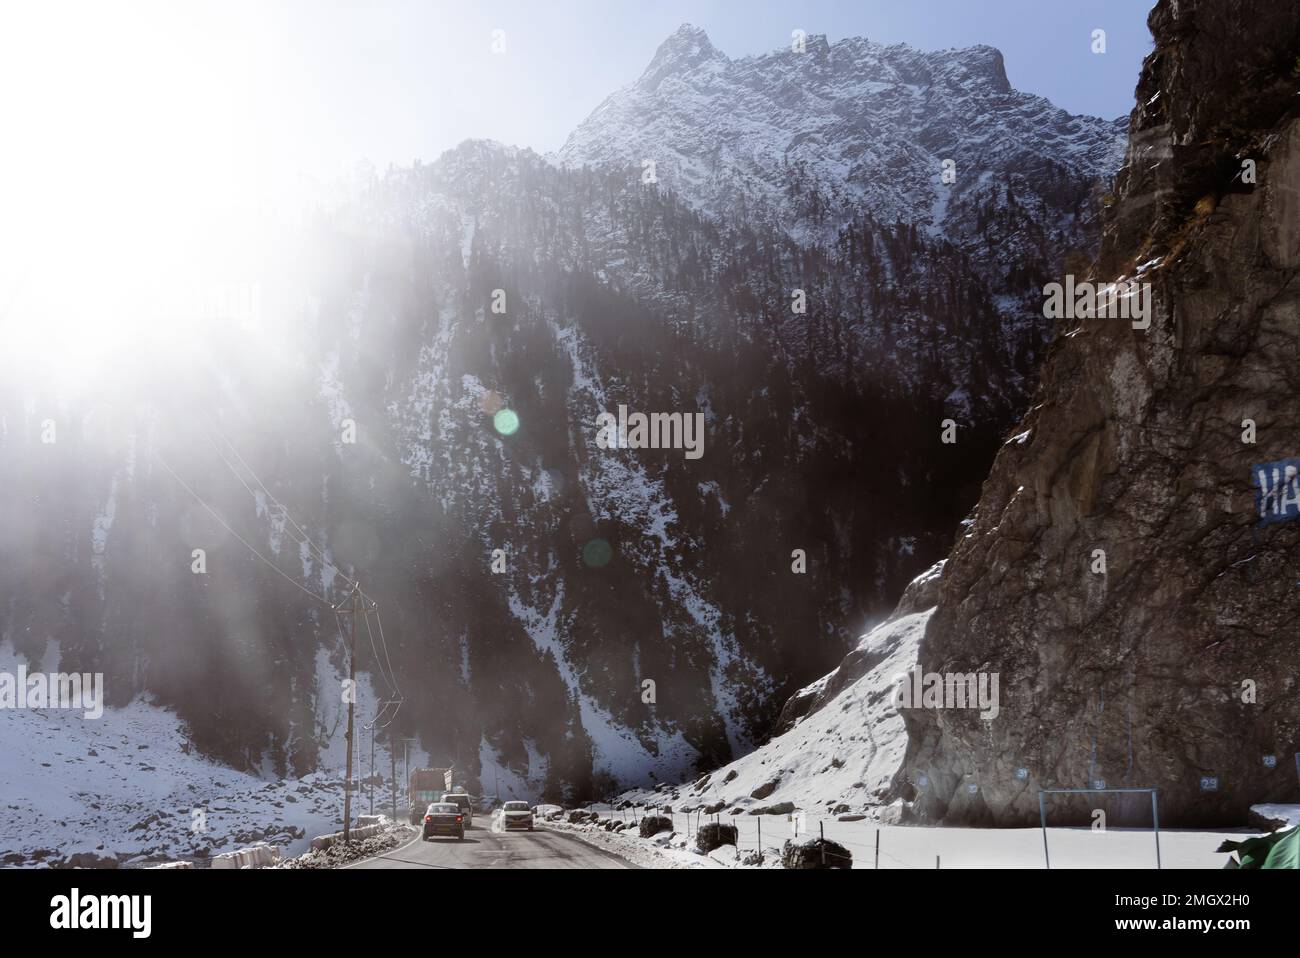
(640, 23), (726, 88)
(954, 43), (1011, 94)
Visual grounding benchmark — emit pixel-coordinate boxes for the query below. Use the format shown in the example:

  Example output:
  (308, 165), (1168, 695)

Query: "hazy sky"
(2, 0), (1154, 188)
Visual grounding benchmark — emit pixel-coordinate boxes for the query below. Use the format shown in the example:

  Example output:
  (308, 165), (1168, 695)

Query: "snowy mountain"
(560, 24), (1125, 262)
(1, 24), (1129, 839)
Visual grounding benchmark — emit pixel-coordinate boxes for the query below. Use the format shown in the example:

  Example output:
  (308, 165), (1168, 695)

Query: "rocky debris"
(781, 836), (853, 870)
(638, 815), (673, 839)
(749, 779), (779, 800)
(748, 802), (796, 816)
(275, 824), (416, 870)
(695, 823), (738, 854)
(900, 0), (1300, 826)
(55, 852), (121, 869)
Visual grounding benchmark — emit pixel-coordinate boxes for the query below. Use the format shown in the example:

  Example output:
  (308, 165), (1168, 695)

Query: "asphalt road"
(349, 823), (636, 869)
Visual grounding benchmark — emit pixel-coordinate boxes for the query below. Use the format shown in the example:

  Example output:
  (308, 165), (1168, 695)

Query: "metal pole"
(369, 721), (375, 815)
(1039, 790), (1050, 869)
(390, 730), (397, 821)
(341, 585), (360, 841)
(820, 821), (826, 865)
(1151, 791), (1162, 870)
(875, 828), (880, 869)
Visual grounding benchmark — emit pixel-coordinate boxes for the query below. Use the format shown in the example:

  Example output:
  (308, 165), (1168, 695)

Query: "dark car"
(445, 791), (474, 827)
(501, 801), (534, 831)
(422, 803), (465, 841)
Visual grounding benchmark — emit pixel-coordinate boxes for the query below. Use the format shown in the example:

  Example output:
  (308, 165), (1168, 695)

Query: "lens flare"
(582, 539), (613, 568)
(493, 409), (520, 436)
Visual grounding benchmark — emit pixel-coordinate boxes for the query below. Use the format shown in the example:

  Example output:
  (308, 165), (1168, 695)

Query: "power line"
(201, 425), (404, 701)
(361, 596), (400, 697)
(366, 598), (401, 698)
(203, 422), (358, 593)
(155, 451), (331, 607)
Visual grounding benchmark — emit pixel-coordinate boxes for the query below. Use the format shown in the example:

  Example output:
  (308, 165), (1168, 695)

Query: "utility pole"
(369, 721), (376, 815)
(402, 737), (417, 821)
(335, 584), (368, 842)
(390, 729), (397, 821)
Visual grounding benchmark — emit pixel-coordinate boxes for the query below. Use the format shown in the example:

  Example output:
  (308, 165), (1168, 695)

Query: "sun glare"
(0, 2), (282, 391)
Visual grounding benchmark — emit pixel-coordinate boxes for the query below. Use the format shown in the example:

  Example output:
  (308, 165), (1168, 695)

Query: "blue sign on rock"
(1254, 458), (1300, 524)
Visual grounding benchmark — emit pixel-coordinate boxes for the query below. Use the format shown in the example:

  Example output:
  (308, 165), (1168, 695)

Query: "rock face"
(899, 0), (1300, 826)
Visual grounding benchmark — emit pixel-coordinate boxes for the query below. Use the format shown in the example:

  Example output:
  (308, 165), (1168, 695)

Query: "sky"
(2, 0), (1155, 187)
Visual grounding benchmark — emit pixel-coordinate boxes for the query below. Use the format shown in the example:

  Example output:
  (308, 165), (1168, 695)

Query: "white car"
(500, 801), (534, 831)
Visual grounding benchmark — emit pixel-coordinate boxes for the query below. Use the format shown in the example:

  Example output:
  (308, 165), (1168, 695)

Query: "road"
(349, 823), (636, 869)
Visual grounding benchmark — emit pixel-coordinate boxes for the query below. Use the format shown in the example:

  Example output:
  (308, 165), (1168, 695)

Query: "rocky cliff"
(899, 0), (1300, 826)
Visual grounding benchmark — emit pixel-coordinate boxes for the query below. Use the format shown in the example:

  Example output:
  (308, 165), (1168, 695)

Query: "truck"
(408, 767), (455, 825)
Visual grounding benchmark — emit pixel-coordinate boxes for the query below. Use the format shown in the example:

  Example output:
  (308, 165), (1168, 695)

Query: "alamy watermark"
(893, 667), (1000, 720)
(0, 667), (104, 719)
(1043, 275), (1151, 330)
(595, 404), (704, 460)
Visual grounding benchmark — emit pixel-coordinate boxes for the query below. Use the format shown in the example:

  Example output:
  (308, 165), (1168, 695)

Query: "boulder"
(748, 802), (796, 815)
(638, 815), (673, 838)
(781, 836), (852, 869)
(695, 822), (738, 854)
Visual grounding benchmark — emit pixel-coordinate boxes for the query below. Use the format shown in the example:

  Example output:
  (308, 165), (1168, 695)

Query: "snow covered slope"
(614, 562), (942, 816)
(0, 640), (388, 867)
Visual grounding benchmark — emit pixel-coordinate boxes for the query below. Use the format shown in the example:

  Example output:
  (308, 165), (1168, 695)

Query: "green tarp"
(1218, 824), (1299, 868)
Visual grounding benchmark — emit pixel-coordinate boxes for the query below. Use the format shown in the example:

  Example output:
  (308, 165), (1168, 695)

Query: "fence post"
(875, 828), (880, 869)
(936, 855), (940, 869)
(757, 817), (762, 862)
(820, 821), (826, 865)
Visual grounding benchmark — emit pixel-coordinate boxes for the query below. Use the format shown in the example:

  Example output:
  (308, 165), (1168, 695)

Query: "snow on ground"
(558, 809), (1250, 869)
(0, 640), (392, 867)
